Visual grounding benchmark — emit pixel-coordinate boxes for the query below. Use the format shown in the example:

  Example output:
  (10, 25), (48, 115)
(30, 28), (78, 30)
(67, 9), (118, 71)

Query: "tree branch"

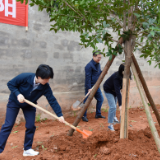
(62, 0), (84, 18)
(123, 0), (127, 31)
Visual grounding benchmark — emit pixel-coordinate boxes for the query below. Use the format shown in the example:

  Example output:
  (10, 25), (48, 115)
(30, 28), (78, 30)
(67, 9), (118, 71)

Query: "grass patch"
(42, 145), (47, 150)
(102, 108), (108, 112)
(12, 146), (18, 149)
(36, 114), (48, 122)
(94, 154), (97, 158)
(99, 123), (104, 128)
(89, 127), (93, 131)
(130, 120), (137, 122)
(73, 111), (76, 117)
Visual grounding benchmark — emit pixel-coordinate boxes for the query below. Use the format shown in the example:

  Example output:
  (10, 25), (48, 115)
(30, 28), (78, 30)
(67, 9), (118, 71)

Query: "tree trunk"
(68, 38), (124, 136)
(131, 53), (160, 126)
(131, 62), (160, 153)
(120, 39), (132, 139)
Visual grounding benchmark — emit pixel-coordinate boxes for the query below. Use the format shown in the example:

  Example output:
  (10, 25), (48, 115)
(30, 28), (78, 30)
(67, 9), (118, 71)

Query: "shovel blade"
(76, 128), (92, 139)
(72, 101), (81, 108)
(82, 129), (92, 139)
(71, 101), (84, 111)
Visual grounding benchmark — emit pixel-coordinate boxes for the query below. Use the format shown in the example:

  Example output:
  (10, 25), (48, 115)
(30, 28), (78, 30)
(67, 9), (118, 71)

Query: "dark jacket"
(103, 72), (122, 106)
(85, 59), (102, 90)
(7, 73), (63, 117)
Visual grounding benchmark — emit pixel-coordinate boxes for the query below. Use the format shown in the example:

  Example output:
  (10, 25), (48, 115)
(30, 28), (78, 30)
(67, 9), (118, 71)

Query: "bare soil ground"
(0, 105), (160, 160)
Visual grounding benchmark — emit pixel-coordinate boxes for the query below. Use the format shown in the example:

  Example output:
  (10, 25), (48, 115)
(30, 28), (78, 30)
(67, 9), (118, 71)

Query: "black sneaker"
(82, 116), (88, 122)
(95, 115), (106, 119)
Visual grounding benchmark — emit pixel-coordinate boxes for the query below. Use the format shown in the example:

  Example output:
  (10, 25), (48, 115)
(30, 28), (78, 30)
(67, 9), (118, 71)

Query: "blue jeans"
(104, 92), (117, 124)
(0, 100), (36, 153)
(83, 88), (104, 117)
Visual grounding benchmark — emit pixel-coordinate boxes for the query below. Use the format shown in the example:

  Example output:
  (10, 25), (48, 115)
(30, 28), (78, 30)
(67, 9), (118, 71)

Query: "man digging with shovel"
(82, 51), (106, 122)
(0, 64), (65, 156)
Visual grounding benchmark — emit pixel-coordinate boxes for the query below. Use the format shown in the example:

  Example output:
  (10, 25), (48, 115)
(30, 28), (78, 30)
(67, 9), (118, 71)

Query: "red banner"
(0, 0), (28, 27)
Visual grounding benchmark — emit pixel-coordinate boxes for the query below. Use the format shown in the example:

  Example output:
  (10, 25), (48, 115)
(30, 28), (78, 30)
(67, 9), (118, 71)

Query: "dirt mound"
(36, 124), (160, 160)
(1, 106), (160, 160)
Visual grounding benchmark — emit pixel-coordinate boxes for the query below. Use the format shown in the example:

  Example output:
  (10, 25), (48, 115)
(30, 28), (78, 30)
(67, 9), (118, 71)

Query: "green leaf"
(140, 37), (144, 42)
(106, 51), (110, 56)
(150, 31), (155, 37)
(103, 21), (107, 28)
(153, 43), (158, 49)
(133, 13), (140, 18)
(25, 0), (28, 5)
(118, 30), (120, 36)
(29, 3), (34, 7)
(142, 22), (149, 28)
(90, 42), (95, 49)
(96, 38), (103, 43)
(51, 0), (53, 6)
(149, 18), (156, 24)
(147, 33), (152, 38)
(147, 60), (151, 65)
(109, 55), (112, 60)
(102, 30), (106, 36)
(113, 51), (117, 56)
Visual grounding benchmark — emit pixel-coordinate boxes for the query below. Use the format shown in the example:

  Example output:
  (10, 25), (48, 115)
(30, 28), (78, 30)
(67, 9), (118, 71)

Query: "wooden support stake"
(120, 78), (127, 139)
(131, 62), (160, 153)
(132, 53), (160, 126)
(124, 79), (130, 138)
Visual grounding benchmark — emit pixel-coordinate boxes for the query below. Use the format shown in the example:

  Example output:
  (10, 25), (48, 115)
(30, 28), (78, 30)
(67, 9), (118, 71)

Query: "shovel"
(71, 86), (94, 111)
(24, 99), (92, 139)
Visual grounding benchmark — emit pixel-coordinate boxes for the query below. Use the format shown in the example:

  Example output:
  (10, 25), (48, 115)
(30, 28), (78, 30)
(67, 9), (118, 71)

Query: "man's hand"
(58, 116), (65, 123)
(119, 106), (122, 111)
(88, 89), (92, 93)
(17, 94), (25, 103)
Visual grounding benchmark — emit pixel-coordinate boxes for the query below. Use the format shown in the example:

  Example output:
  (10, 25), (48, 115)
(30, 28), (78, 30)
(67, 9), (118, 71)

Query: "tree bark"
(120, 38), (132, 139)
(131, 53), (160, 126)
(68, 38), (124, 136)
(131, 62), (160, 153)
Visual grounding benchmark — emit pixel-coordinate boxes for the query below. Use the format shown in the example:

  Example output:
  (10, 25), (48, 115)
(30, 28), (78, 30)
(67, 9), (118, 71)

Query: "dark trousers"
(0, 100), (36, 153)
(83, 88), (104, 117)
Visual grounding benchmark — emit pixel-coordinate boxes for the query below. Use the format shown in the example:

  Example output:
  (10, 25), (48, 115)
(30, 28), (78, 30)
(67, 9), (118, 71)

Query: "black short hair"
(118, 63), (132, 79)
(36, 64), (54, 79)
(93, 51), (102, 57)
(118, 63), (125, 77)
